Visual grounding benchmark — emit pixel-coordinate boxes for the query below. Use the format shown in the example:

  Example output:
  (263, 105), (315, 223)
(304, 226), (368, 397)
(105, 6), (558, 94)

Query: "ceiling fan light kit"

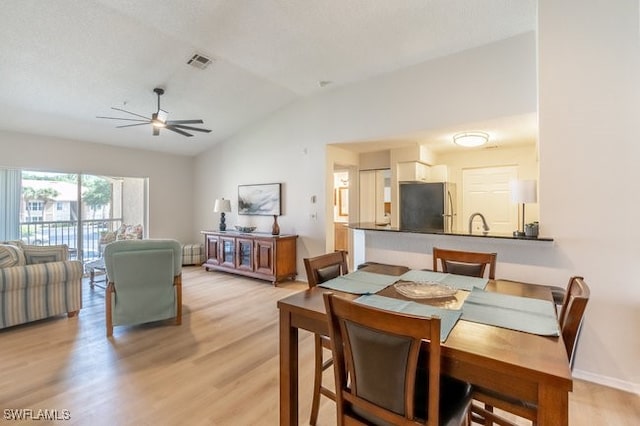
(97, 87), (212, 137)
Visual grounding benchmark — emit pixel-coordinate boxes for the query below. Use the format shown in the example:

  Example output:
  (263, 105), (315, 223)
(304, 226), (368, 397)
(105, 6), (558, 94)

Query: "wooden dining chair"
(470, 276), (590, 426)
(323, 292), (472, 426)
(303, 251), (349, 425)
(432, 247), (497, 279)
(558, 276), (590, 367)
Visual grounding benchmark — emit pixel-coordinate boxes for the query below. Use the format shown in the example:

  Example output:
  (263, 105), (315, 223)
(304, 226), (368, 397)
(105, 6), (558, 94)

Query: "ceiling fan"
(97, 88), (212, 137)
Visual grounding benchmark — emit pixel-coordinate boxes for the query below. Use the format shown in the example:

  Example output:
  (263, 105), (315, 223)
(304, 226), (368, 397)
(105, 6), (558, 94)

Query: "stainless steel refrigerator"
(399, 182), (456, 232)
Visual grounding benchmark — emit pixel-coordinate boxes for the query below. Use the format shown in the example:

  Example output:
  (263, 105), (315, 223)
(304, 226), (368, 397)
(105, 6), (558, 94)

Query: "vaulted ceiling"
(0, 1), (536, 156)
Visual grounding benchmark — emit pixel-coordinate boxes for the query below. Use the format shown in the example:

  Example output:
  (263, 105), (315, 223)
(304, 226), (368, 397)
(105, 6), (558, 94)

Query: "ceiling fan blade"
(165, 126), (193, 137)
(116, 122), (151, 128)
(111, 107), (151, 120)
(170, 124), (212, 133)
(165, 119), (204, 125)
(97, 116), (149, 122)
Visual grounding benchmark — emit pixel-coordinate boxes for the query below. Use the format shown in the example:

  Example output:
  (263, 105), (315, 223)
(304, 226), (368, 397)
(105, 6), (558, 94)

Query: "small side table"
(85, 258), (106, 288)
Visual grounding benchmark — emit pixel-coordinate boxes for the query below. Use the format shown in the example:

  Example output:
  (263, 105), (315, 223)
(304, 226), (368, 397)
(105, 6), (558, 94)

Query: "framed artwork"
(238, 183), (281, 216)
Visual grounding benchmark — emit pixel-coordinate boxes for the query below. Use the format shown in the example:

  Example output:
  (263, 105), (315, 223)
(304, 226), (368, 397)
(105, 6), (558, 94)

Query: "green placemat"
(354, 294), (462, 341)
(461, 288), (559, 336)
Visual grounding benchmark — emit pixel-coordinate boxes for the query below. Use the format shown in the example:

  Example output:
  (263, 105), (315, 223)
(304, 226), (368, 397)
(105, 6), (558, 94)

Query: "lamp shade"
(213, 198), (231, 213)
(510, 180), (537, 204)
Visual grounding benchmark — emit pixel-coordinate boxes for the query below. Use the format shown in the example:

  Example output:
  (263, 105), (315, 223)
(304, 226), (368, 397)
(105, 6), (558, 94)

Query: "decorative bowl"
(235, 226), (256, 233)
(393, 281), (457, 299)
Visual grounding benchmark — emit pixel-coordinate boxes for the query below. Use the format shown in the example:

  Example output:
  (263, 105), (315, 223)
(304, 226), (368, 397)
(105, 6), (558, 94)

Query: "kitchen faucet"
(468, 212), (490, 234)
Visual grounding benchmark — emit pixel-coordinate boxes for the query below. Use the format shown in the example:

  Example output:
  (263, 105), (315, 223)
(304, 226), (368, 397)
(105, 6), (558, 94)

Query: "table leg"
(90, 269), (95, 287)
(538, 384), (568, 426)
(279, 309), (298, 426)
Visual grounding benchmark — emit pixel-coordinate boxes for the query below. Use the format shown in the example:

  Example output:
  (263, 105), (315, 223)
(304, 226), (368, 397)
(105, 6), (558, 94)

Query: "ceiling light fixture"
(453, 131), (489, 147)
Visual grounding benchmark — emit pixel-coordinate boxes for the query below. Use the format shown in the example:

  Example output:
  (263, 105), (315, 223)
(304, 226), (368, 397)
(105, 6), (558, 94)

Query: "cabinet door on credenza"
(254, 239), (275, 275)
(236, 238), (254, 271)
(220, 236), (236, 268)
(206, 235), (221, 265)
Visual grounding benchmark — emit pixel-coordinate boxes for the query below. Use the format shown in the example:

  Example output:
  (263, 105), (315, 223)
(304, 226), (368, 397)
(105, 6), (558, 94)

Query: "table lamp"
(213, 198), (231, 231)
(510, 180), (537, 237)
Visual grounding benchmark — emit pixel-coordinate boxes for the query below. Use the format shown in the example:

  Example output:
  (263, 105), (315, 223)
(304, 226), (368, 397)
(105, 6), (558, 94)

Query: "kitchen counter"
(349, 222), (553, 242)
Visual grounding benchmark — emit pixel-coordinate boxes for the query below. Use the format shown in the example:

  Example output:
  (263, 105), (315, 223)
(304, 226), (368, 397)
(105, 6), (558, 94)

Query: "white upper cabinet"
(397, 162), (430, 182)
(429, 165), (449, 182)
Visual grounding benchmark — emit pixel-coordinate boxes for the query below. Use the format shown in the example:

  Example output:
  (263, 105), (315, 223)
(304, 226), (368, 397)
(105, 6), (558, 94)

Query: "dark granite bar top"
(348, 222), (553, 242)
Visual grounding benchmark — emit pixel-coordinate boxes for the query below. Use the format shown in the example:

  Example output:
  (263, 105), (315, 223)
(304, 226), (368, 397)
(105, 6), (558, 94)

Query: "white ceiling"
(0, 0), (536, 156)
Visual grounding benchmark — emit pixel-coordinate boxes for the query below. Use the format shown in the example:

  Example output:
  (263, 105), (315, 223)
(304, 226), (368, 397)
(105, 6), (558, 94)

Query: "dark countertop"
(348, 222), (553, 242)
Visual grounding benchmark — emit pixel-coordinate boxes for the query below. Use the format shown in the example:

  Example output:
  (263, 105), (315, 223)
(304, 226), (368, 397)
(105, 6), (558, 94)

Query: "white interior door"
(462, 166), (518, 234)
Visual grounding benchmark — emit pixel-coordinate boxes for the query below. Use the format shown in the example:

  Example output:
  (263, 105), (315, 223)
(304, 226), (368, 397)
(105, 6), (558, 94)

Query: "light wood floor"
(0, 267), (637, 425)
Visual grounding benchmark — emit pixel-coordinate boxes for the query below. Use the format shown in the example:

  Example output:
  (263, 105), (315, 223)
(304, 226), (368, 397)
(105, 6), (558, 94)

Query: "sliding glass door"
(0, 169), (147, 262)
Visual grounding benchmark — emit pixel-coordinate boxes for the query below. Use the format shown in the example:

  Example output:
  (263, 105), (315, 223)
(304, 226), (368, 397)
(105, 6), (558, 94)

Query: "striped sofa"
(0, 244), (83, 329)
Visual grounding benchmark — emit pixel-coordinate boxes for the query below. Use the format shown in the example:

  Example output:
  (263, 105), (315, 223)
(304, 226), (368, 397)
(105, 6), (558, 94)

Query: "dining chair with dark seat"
(303, 251), (349, 425)
(432, 247), (497, 279)
(470, 276), (590, 426)
(323, 292), (472, 426)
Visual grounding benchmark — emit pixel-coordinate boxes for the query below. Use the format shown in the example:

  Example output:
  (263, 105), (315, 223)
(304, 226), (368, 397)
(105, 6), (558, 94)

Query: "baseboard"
(572, 368), (640, 395)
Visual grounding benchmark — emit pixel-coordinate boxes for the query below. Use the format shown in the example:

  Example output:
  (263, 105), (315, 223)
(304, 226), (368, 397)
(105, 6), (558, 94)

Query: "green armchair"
(103, 239), (182, 337)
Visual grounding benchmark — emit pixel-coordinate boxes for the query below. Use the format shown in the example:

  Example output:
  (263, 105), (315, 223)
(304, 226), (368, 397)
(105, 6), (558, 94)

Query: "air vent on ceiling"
(187, 53), (213, 70)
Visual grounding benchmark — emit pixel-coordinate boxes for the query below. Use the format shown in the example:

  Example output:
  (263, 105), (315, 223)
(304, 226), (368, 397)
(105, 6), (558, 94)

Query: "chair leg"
(174, 274), (182, 326)
(106, 283), (114, 337)
(309, 334), (324, 425)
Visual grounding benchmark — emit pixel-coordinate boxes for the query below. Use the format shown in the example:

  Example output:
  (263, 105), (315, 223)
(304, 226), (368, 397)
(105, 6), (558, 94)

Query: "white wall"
(538, 0), (640, 392)
(0, 130), (195, 243)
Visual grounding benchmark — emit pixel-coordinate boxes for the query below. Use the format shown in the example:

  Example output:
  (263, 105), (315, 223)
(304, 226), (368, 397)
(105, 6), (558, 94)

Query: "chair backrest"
(304, 251), (348, 288)
(104, 239), (182, 330)
(558, 276), (590, 365)
(323, 292), (442, 426)
(432, 247), (497, 279)
(104, 239), (182, 279)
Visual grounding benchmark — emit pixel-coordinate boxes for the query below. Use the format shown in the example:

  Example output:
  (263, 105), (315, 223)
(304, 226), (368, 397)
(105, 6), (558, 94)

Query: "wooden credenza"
(201, 230), (297, 285)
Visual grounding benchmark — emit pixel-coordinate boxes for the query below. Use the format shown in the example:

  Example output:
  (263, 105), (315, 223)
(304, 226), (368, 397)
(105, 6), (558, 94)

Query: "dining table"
(277, 264), (573, 425)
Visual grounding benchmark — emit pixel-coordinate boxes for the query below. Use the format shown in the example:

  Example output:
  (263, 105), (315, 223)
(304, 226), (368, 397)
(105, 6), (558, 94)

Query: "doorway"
(333, 170), (349, 252)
